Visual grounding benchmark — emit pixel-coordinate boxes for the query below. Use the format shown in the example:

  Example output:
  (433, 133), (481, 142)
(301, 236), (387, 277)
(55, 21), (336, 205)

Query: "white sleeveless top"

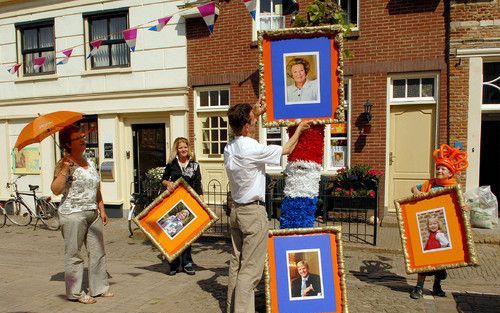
(58, 159), (100, 215)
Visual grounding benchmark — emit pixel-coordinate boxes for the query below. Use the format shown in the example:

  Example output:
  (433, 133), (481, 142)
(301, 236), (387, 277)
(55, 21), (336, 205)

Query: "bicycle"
(4, 176), (60, 230)
(128, 183), (162, 237)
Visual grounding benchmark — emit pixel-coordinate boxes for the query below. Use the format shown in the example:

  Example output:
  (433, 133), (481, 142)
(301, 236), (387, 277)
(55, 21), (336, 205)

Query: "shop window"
(483, 62), (500, 105)
(85, 10), (130, 69)
(391, 77), (436, 100)
(17, 20), (55, 76)
(196, 86), (230, 159)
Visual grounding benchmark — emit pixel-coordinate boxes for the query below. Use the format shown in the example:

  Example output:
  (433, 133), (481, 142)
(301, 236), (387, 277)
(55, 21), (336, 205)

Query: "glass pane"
(220, 90), (229, 106)
(39, 26), (54, 48)
(23, 29), (38, 50)
(23, 53), (36, 74)
(211, 143), (218, 154)
(93, 45), (110, 67)
(220, 142), (227, 153)
(211, 116), (219, 128)
(201, 117), (209, 129)
(111, 43), (128, 66)
(110, 16), (127, 40)
(211, 129), (218, 141)
(483, 62), (500, 104)
(209, 91), (219, 107)
(407, 79), (419, 97)
(220, 118), (227, 127)
(91, 19), (108, 40)
(200, 91), (209, 107)
(261, 0), (271, 13)
(203, 143), (209, 155)
(202, 129), (209, 141)
(42, 51), (55, 72)
(393, 79), (405, 98)
(422, 78), (434, 97)
(220, 129), (228, 141)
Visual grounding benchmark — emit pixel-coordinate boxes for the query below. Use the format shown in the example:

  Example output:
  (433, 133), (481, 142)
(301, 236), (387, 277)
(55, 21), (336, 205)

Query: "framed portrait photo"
(394, 185), (478, 274)
(258, 26), (345, 127)
(265, 227), (348, 313)
(133, 178), (218, 262)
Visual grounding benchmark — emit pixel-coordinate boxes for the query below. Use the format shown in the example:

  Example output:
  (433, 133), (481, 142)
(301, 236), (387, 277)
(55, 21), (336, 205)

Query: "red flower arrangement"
(332, 164), (383, 198)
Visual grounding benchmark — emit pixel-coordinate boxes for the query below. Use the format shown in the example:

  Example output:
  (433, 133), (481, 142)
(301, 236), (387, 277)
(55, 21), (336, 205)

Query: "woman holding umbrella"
(51, 124), (113, 304)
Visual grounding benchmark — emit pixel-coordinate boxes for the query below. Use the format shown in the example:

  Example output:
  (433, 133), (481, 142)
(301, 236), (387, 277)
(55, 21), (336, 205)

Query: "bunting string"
(3, 0), (220, 73)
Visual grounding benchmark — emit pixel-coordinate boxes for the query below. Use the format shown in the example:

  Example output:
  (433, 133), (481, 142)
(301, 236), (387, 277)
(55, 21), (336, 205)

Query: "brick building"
(185, 0), (449, 214)
(449, 0), (500, 200)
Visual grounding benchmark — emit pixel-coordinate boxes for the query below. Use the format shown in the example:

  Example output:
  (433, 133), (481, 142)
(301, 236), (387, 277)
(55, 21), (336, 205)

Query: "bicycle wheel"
(0, 207), (6, 228)
(37, 199), (60, 231)
(5, 199), (32, 226)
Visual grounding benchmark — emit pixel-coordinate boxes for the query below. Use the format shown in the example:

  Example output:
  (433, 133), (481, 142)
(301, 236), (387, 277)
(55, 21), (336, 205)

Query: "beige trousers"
(59, 210), (109, 300)
(227, 203), (268, 313)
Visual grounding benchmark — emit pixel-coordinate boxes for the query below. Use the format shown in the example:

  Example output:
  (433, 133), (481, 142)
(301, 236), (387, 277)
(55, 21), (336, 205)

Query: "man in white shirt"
(224, 100), (310, 313)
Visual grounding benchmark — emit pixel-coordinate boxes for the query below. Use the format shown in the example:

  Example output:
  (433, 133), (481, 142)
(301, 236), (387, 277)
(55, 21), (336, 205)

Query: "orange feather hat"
(433, 144), (468, 175)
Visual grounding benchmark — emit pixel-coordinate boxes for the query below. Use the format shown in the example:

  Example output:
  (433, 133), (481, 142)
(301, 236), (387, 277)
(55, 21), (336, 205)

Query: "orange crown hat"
(433, 144), (468, 175)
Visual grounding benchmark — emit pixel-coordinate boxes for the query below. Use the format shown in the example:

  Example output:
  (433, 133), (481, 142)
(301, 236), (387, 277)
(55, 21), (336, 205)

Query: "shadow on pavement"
(453, 292), (500, 313)
(350, 256), (413, 293)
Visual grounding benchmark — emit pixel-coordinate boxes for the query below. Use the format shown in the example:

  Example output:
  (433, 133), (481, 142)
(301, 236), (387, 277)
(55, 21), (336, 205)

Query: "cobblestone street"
(0, 218), (498, 313)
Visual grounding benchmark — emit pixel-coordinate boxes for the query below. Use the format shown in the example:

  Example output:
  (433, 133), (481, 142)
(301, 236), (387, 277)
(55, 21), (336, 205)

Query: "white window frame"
(253, 0), (286, 41)
(389, 74), (439, 105)
(195, 86), (230, 161)
(482, 60), (500, 108)
(338, 0), (359, 29)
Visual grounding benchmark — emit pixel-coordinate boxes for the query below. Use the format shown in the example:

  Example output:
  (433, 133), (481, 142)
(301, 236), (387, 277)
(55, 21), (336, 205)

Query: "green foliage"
(332, 164), (383, 198)
(292, 0), (355, 34)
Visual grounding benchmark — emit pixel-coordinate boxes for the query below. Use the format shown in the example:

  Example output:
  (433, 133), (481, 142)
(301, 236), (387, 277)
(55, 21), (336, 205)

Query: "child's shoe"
(432, 284), (446, 297)
(410, 286), (423, 299)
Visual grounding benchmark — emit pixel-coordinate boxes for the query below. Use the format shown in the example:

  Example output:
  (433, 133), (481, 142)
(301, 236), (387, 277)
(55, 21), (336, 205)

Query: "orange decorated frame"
(265, 227), (348, 313)
(133, 178), (218, 262)
(258, 26), (345, 127)
(394, 185), (477, 274)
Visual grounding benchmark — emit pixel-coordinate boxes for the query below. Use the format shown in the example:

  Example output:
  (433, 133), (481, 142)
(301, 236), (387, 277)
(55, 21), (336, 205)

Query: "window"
(86, 11), (129, 69)
(483, 62), (500, 105)
(339, 0), (358, 27)
(196, 87), (230, 158)
(253, 0), (285, 39)
(391, 77), (436, 100)
(17, 20), (55, 75)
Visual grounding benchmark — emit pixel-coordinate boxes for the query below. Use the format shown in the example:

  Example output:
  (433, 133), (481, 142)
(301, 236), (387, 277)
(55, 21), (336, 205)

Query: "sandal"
(77, 295), (96, 304)
(100, 291), (114, 298)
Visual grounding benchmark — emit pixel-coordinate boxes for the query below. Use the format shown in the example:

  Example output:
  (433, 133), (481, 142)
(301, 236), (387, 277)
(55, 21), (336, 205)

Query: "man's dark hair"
(227, 103), (252, 135)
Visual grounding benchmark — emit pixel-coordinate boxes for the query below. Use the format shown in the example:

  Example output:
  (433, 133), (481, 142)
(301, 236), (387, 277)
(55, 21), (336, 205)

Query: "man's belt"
(235, 200), (265, 207)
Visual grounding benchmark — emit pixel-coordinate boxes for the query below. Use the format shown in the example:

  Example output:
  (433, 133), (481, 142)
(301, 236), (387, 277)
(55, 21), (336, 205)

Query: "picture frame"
(258, 26), (345, 127)
(133, 178), (218, 262)
(394, 185), (478, 274)
(265, 226), (348, 313)
(12, 146), (41, 174)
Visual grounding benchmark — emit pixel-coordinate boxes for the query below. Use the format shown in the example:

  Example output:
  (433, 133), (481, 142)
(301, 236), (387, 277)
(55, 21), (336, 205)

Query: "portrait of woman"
(284, 54), (320, 104)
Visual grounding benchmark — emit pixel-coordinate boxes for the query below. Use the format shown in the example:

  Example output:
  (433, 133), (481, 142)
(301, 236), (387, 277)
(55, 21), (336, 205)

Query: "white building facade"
(0, 0), (191, 214)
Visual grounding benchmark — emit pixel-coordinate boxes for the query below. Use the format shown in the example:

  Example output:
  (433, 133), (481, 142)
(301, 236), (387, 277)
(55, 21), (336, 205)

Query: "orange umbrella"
(14, 111), (83, 151)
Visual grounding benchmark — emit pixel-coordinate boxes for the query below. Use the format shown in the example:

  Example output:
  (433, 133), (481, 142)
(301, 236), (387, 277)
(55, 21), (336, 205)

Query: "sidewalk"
(0, 216), (498, 313)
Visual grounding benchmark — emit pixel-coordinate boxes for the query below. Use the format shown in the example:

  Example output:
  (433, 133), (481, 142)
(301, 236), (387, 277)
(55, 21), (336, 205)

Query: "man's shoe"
(183, 265), (195, 275)
(432, 284), (446, 297)
(410, 286), (423, 299)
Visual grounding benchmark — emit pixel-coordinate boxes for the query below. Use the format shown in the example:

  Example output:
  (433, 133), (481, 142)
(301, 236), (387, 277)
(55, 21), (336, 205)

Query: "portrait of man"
(290, 260), (323, 298)
(284, 53), (320, 104)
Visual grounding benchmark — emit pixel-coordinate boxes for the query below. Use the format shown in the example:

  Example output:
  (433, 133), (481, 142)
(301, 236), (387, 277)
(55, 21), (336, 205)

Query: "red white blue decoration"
(243, 0), (256, 20)
(7, 63), (21, 74)
(197, 2), (216, 34)
(148, 16), (172, 32)
(280, 125), (325, 228)
(87, 39), (103, 59)
(56, 48), (73, 65)
(33, 56), (46, 70)
(123, 28), (138, 52)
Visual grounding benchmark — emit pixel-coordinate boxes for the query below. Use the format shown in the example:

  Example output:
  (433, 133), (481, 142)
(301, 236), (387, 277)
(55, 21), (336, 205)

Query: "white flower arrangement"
(145, 166), (165, 187)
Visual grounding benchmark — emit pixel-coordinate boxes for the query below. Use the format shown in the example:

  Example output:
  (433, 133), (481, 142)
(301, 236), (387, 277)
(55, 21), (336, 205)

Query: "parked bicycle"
(128, 182), (162, 237)
(4, 176), (60, 230)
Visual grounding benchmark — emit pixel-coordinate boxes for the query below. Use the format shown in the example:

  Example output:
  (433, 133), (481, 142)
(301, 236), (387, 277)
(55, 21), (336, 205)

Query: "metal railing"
(204, 175), (379, 245)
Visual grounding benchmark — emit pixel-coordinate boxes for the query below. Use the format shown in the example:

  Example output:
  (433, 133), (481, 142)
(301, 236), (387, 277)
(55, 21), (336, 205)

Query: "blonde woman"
(161, 137), (203, 275)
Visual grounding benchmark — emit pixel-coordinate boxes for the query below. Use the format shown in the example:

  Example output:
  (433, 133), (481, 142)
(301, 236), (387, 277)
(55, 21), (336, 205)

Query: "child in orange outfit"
(409, 144), (468, 299)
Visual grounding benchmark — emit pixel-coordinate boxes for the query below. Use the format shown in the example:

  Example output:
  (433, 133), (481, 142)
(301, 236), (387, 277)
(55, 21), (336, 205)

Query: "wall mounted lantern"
(364, 99), (373, 123)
